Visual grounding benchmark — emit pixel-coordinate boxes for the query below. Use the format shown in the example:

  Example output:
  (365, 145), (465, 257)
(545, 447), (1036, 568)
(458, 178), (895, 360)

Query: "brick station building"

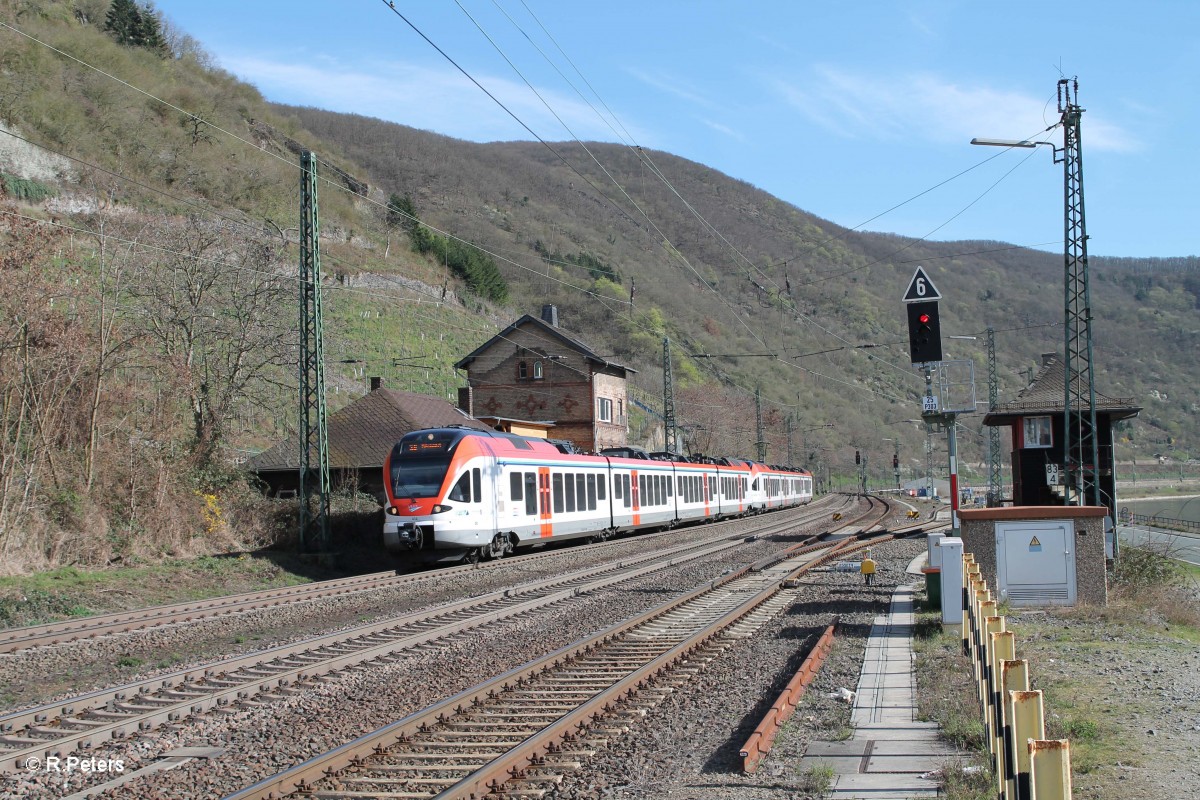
(455, 306), (633, 453)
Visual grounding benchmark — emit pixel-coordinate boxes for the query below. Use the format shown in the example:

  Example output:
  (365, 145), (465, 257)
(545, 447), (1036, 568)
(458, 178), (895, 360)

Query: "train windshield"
(389, 452), (452, 499)
(390, 457), (450, 498)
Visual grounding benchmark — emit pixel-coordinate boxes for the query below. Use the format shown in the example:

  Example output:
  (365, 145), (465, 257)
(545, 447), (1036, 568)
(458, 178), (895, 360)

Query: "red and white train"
(382, 426), (814, 563)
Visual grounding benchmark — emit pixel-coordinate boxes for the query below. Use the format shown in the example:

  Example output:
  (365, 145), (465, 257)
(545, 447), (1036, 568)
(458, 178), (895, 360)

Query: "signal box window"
(518, 361), (528, 380)
(1024, 416), (1053, 448)
(597, 397), (613, 423)
(533, 360), (543, 380)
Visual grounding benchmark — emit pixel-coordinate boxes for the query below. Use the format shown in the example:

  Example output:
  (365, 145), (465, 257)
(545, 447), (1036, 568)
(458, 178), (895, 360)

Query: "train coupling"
(384, 522), (424, 551)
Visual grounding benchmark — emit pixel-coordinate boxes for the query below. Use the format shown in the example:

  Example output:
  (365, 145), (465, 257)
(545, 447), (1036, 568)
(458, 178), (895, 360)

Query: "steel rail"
(0, 496), (850, 654)
(0, 506), (830, 773)
(223, 543), (837, 800)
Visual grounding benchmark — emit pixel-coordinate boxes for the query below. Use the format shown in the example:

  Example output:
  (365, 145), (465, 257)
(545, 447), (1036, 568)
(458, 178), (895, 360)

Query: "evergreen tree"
(103, 0), (169, 56)
(104, 0), (142, 45)
(136, 4), (169, 57)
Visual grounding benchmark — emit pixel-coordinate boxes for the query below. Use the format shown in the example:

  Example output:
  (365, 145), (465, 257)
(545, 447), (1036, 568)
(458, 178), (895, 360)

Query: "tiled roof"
(248, 389), (490, 473)
(454, 314), (634, 373)
(984, 356), (1140, 424)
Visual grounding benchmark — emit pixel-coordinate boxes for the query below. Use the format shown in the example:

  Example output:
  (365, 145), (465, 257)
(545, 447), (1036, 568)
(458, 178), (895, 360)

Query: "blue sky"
(153, 0), (1198, 258)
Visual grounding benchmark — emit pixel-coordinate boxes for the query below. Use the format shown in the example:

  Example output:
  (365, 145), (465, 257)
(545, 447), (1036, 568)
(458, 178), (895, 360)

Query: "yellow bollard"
(1029, 739), (1072, 800)
(981, 615), (1004, 722)
(1011, 690), (1045, 800)
(1002, 660), (1030, 800)
(988, 631), (1015, 795)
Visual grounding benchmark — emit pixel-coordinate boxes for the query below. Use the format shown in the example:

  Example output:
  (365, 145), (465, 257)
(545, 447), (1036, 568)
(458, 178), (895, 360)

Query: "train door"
(630, 469), (640, 526)
(538, 467), (552, 537)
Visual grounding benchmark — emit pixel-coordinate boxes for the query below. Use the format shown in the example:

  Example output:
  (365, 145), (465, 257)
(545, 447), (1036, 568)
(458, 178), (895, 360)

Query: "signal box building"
(455, 306), (633, 453)
(982, 353), (1140, 528)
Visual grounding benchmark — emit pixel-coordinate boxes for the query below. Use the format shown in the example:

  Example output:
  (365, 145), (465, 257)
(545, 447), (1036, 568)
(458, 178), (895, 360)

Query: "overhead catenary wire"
(0, 13), (1033, 434)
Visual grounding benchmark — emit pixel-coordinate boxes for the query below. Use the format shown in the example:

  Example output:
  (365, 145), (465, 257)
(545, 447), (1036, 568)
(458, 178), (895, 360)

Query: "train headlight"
(430, 504), (454, 514)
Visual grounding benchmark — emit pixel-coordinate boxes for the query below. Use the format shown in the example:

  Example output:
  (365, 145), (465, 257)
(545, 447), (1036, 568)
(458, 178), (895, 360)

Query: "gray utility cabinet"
(995, 520), (1077, 606)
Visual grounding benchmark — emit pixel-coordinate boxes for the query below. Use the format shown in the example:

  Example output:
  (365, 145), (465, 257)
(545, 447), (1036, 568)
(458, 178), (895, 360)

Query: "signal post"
(904, 267), (973, 535)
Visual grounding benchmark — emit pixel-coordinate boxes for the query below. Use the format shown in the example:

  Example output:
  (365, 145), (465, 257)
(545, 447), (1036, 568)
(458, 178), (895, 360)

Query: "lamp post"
(972, 78), (1102, 521)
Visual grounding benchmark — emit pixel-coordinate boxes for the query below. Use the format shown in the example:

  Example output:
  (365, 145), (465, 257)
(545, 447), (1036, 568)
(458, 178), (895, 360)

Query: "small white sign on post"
(1045, 463), (1061, 486)
(922, 395), (939, 413)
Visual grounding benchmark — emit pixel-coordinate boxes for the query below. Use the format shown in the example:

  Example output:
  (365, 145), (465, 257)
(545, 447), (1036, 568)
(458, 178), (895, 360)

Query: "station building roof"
(249, 388), (490, 474)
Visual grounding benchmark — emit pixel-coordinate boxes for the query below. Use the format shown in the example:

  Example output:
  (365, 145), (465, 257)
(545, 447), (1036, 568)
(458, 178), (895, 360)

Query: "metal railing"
(1128, 513), (1200, 535)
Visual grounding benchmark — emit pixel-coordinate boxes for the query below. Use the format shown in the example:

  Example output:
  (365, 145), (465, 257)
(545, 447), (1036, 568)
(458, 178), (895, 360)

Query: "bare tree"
(126, 216), (293, 468)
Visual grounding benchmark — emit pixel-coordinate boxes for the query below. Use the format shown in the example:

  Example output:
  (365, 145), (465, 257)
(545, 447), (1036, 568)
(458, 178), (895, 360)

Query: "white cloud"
(699, 118), (745, 142)
(772, 66), (1139, 153)
(222, 53), (627, 144)
(623, 67), (717, 111)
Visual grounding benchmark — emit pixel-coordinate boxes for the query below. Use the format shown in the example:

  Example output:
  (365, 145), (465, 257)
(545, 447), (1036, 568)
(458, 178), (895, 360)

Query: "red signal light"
(918, 313), (930, 324)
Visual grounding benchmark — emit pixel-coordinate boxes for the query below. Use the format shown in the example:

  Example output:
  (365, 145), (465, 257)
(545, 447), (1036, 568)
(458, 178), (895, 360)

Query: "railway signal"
(906, 300), (943, 364)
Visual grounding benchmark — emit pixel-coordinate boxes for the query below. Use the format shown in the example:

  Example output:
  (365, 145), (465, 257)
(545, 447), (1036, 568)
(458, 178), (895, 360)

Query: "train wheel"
(485, 533), (511, 560)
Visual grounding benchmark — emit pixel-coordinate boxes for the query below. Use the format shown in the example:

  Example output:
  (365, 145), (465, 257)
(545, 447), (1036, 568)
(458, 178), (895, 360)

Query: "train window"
(564, 473), (576, 512)
(539, 473), (550, 515)
(613, 475), (622, 499)
(666, 475), (672, 498)
(622, 474), (631, 508)
(596, 474), (606, 501)
(524, 473), (537, 515)
(576, 474), (586, 511)
(510, 472), (523, 502)
(552, 473), (564, 514)
(587, 474), (597, 509)
(449, 472), (471, 502)
(472, 469), (481, 503)
(638, 474), (646, 505)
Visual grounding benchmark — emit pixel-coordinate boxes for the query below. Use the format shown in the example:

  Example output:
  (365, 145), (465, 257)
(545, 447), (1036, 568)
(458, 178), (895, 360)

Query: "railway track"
(226, 520), (888, 799)
(0, 495), (858, 656)
(0, 499), (879, 775)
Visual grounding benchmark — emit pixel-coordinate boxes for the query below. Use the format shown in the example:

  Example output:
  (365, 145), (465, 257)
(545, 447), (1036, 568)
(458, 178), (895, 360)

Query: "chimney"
(370, 376), (382, 391)
(1041, 352), (1057, 367)
(540, 304), (559, 328)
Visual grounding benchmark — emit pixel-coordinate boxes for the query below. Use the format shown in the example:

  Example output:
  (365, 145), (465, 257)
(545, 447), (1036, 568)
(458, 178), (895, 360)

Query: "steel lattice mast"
(1059, 79), (1101, 508)
(755, 386), (765, 462)
(298, 151), (330, 551)
(662, 337), (678, 454)
(986, 327), (1003, 506)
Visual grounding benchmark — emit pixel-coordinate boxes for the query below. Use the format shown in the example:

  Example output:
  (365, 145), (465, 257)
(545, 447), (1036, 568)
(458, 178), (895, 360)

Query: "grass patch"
(797, 762), (835, 798)
(912, 613), (986, 751)
(0, 552), (313, 628)
(938, 760), (993, 800)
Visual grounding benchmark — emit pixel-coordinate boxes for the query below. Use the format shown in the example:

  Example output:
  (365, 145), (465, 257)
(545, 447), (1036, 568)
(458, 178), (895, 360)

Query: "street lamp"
(973, 78), (1102, 520)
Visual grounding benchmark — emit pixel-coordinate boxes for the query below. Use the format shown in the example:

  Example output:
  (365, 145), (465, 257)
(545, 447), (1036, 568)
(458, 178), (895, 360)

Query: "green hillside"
(0, 1), (1195, 571)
